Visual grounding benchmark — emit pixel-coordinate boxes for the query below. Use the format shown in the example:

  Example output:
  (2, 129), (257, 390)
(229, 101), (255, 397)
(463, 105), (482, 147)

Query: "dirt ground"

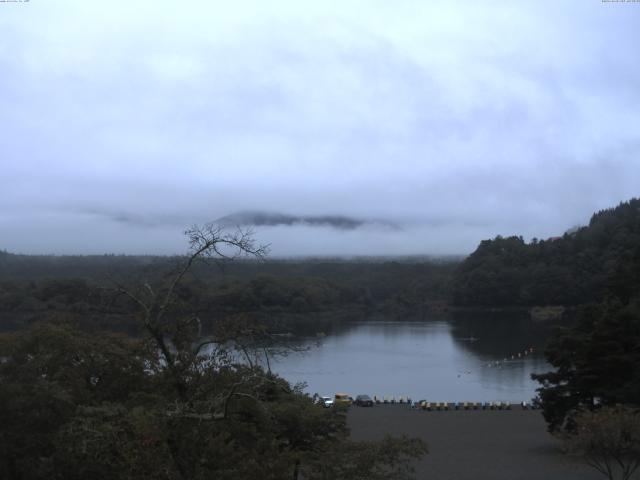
(348, 405), (607, 480)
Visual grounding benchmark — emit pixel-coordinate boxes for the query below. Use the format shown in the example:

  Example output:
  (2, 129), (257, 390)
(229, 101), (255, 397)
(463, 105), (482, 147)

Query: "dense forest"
(452, 198), (640, 307)
(0, 252), (456, 333)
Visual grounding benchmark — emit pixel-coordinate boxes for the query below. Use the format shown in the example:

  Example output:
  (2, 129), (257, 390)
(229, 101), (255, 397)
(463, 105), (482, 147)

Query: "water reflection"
(272, 314), (557, 403)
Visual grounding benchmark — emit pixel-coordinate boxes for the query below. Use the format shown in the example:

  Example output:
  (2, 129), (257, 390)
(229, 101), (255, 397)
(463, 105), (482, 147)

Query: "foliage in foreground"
(0, 225), (426, 480)
(533, 300), (640, 432)
(0, 322), (426, 480)
(563, 406), (640, 480)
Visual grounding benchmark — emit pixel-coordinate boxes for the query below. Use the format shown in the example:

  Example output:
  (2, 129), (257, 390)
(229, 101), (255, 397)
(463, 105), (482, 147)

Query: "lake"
(272, 313), (555, 403)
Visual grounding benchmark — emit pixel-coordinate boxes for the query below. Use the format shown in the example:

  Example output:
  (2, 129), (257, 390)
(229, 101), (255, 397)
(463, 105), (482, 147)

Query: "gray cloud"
(1, 1), (639, 256)
(216, 211), (399, 230)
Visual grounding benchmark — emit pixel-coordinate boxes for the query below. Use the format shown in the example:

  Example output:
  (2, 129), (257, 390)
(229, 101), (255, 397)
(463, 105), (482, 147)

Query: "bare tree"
(564, 406), (640, 480)
(108, 223), (312, 432)
(111, 223), (269, 399)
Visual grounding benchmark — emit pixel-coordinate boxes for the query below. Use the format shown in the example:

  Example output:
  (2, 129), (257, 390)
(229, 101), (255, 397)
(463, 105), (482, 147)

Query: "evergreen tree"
(532, 300), (640, 432)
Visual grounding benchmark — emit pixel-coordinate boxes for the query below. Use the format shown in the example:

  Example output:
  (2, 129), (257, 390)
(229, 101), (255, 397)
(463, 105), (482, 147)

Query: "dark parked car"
(354, 394), (374, 407)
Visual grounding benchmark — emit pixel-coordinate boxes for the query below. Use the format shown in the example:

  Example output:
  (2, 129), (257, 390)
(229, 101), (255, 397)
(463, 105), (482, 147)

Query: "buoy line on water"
(484, 346), (535, 368)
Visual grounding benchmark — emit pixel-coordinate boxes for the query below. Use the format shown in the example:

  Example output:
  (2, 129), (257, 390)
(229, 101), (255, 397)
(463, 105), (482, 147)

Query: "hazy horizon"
(2, 1), (639, 256)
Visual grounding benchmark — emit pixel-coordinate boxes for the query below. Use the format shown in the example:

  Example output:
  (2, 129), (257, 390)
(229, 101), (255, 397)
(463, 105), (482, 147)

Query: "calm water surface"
(273, 314), (554, 403)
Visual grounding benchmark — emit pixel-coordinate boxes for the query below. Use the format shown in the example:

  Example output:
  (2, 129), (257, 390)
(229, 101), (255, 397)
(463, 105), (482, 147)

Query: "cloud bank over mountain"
(1, 1), (639, 255)
(215, 211), (399, 231)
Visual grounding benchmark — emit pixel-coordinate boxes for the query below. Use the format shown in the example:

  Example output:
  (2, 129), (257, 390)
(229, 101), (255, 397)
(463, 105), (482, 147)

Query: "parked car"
(355, 394), (374, 407)
(334, 393), (352, 406)
(320, 396), (334, 408)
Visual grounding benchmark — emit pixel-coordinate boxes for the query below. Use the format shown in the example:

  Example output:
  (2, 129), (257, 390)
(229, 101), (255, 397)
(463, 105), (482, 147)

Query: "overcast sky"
(1, 1), (639, 256)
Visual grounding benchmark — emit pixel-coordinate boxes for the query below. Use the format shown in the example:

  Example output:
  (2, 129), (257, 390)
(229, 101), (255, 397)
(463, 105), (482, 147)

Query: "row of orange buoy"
(486, 346), (535, 368)
(369, 400), (536, 410)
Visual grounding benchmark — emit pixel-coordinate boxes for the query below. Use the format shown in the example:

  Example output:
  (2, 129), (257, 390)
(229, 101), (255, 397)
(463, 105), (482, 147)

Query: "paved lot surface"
(348, 405), (607, 480)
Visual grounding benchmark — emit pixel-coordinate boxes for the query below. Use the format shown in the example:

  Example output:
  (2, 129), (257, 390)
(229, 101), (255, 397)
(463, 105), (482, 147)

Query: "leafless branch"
(103, 224), (269, 402)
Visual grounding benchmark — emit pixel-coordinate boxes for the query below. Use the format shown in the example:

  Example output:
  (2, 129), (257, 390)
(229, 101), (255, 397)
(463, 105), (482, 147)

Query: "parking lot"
(348, 405), (604, 480)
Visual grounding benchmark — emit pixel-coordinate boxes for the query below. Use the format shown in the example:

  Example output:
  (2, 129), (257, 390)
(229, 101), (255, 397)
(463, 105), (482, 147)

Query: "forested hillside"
(0, 254), (456, 332)
(452, 198), (640, 307)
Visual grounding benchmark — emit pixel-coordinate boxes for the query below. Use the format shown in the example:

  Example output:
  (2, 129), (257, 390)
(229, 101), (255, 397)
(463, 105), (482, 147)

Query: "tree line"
(452, 198), (640, 307)
(0, 254), (456, 333)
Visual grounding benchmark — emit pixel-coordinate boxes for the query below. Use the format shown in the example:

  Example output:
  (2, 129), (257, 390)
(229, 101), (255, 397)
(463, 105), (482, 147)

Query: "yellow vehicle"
(334, 393), (352, 406)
